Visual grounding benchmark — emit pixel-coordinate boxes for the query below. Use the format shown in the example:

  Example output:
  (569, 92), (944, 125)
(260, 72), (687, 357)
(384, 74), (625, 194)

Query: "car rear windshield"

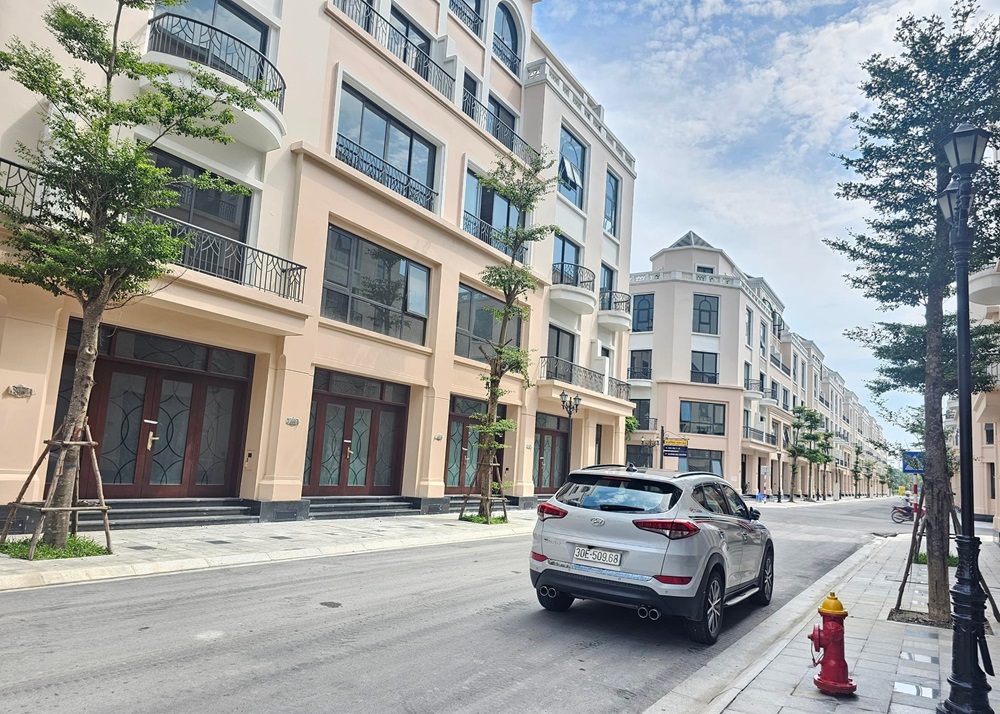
(554, 474), (681, 514)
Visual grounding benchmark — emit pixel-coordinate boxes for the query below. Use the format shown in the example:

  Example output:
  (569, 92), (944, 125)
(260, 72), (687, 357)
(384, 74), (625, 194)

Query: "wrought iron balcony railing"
(336, 134), (436, 211)
(744, 379), (763, 392)
(492, 34), (520, 75)
(449, 0), (482, 36)
(539, 356), (604, 393)
(461, 90), (538, 164)
(598, 290), (631, 314)
(462, 211), (525, 262)
(608, 376), (631, 401)
(0, 158), (42, 216)
(149, 212), (305, 301)
(148, 13), (286, 110)
(628, 367), (652, 380)
(633, 416), (657, 431)
(766, 433), (778, 446)
(334, 0), (455, 100)
(552, 263), (595, 291)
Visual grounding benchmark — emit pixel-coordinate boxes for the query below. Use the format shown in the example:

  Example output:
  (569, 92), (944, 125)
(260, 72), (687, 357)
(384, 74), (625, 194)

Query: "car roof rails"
(580, 463), (628, 470)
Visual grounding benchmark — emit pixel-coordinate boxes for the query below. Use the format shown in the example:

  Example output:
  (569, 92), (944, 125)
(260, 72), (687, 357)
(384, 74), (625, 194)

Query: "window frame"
(632, 293), (654, 332)
(691, 351), (719, 384)
(547, 324), (576, 361)
(558, 125), (587, 208)
(604, 170), (620, 236)
(455, 283), (521, 361)
(630, 350), (652, 380)
(692, 293), (720, 335)
(679, 400), (726, 436)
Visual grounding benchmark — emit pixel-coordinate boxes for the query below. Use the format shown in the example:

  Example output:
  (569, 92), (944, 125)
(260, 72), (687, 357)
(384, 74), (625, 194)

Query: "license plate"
(573, 546), (621, 569)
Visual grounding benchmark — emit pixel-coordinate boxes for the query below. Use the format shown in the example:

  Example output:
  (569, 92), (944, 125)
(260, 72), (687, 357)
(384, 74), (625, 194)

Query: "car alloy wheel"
(706, 576), (723, 636)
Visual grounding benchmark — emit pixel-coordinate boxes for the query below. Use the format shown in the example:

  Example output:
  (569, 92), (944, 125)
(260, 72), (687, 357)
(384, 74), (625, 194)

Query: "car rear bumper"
(530, 568), (699, 619)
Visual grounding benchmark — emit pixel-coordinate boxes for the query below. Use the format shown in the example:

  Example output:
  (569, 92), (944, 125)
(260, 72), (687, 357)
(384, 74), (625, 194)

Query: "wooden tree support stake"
(0, 419), (113, 559)
(459, 461), (508, 523)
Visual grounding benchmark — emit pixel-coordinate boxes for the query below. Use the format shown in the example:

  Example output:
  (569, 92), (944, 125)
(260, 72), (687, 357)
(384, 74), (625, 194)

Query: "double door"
(85, 364), (245, 499)
(533, 429), (568, 495)
(303, 395), (404, 496)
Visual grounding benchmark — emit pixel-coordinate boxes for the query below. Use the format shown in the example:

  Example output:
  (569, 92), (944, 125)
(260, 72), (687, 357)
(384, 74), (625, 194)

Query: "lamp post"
(936, 119), (994, 714)
(640, 434), (660, 469)
(560, 391), (582, 471)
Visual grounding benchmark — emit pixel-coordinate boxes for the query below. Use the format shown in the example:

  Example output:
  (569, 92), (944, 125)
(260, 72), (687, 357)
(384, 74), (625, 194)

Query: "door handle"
(147, 430), (159, 451)
(343, 439), (352, 460)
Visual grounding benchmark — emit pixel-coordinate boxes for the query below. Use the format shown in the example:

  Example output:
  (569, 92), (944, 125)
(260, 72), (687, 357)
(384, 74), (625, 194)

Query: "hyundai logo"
(590, 517), (606, 526)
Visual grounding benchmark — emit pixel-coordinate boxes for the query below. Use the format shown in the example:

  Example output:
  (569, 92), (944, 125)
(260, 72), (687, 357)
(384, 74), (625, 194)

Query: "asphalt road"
(0, 498), (953, 714)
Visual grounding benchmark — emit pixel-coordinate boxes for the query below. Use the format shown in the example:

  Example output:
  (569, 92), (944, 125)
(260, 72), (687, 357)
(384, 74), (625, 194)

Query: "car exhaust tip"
(540, 586), (557, 598)
(647, 608), (661, 621)
(637, 606), (648, 619)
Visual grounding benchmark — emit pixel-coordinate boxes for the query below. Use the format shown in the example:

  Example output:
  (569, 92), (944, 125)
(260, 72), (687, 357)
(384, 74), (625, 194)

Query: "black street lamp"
(560, 391), (582, 470)
(936, 118), (994, 714)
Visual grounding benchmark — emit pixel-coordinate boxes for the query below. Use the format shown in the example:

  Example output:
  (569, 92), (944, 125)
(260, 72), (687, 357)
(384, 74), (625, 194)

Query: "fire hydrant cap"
(818, 592), (848, 616)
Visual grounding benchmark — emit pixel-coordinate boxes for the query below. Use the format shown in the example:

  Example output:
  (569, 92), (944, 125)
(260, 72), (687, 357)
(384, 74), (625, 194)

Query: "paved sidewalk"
(655, 533), (1000, 714)
(752, 496), (896, 509)
(0, 510), (538, 591)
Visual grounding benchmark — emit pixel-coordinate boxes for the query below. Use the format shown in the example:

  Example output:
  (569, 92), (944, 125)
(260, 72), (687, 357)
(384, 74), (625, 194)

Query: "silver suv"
(529, 465), (773, 644)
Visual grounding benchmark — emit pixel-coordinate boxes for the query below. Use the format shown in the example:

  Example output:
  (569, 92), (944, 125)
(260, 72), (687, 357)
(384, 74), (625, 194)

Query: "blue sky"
(535, 0), (971, 449)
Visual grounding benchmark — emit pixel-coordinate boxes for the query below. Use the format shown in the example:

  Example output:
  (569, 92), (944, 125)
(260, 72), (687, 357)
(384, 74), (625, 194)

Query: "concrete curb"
(0, 523), (536, 592)
(642, 534), (895, 714)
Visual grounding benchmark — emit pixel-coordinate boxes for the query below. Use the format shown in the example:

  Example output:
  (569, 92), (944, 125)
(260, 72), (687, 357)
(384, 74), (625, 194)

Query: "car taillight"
(537, 503), (568, 521)
(654, 574), (693, 585)
(633, 519), (700, 539)
(530, 551), (547, 562)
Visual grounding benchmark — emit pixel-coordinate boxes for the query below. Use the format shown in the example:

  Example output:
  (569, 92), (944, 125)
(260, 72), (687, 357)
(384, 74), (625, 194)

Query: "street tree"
(793, 406), (824, 500)
(825, 0), (1000, 622)
(817, 431), (833, 500)
(785, 409), (809, 501)
(852, 444), (864, 499)
(467, 151), (557, 520)
(864, 462), (875, 498)
(0, 0), (269, 548)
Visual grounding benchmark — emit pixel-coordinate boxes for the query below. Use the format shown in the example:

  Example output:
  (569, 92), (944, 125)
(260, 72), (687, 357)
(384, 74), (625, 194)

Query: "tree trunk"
(44, 300), (103, 548)
(476, 376), (500, 520)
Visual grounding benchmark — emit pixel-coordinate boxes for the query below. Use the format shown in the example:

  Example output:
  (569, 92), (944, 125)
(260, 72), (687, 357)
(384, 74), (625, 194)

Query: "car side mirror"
(749, 508), (761, 521)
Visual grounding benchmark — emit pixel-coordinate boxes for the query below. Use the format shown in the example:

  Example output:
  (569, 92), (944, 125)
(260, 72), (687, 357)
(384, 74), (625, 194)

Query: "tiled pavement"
(699, 535), (1000, 714)
(0, 509), (539, 591)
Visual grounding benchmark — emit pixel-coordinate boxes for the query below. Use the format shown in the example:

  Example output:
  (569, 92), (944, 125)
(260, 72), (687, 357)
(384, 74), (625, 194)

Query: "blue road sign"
(902, 451), (924, 474)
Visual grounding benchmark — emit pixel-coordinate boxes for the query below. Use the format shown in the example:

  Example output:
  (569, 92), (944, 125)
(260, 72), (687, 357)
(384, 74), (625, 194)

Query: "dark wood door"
(83, 364), (244, 499)
(533, 429), (568, 495)
(303, 395), (404, 496)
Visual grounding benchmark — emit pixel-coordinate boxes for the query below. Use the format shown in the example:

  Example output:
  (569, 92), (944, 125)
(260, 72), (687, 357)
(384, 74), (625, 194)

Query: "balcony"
(0, 158), (42, 217)
(633, 416), (658, 431)
(336, 134), (436, 211)
(608, 376), (631, 401)
(539, 356), (604, 393)
(493, 35), (520, 75)
(149, 212), (305, 301)
(449, 0), (482, 37)
(628, 367), (652, 381)
(462, 211), (525, 262)
(744, 379), (764, 399)
(970, 264), (1000, 306)
(742, 426), (766, 442)
(550, 263), (597, 315)
(818, 395), (831, 408)
(146, 13), (286, 151)
(334, 0), (455, 101)
(461, 91), (538, 164)
(597, 290), (632, 332)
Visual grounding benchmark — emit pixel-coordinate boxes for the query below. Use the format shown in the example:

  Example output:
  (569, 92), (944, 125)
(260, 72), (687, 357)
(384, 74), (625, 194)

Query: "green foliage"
(914, 551), (958, 567)
(0, 534), (109, 560)
(459, 514), (509, 525)
(625, 415), (640, 441)
(847, 317), (1000, 398)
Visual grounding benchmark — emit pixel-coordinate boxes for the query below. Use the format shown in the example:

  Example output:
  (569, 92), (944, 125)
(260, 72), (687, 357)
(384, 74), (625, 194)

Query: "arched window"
(493, 4), (520, 74)
(495, 4), (518, 53)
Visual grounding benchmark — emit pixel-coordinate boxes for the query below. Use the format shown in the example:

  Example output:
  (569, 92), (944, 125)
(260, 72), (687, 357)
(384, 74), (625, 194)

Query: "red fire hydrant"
(807, 592), (857, 696)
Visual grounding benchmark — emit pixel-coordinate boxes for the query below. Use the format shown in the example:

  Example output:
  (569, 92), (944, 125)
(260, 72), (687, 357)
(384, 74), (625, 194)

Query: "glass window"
(149, 148), (250, 242)
(455, 283), (521, 361)
(494, 3), (518, 53)
(553, 233), (580, 265)
(782, 388), (790, 409)
(745, 307), (753, 346)
(536, 412), (569, 431)
(679, 449), (724, 476)
(692, 294), (719, 334)
(760, 319), (768, 355)
(987, 423), (995, 445)
(744, 362), (752, 387)
(322, 225), (431, 345)
(600, 263), (615, 292)
(547, 325), (575, 361)
(554, 474), (680, 514)
(631, 398), (650, 421)
(719, 483), (749, 519)
(604, 171), (619, 236)
(696, 266), (714, 274)
(630, 350), (651, 379)
(633, 294), (654, 332)
(338, 85), (436, 190)
(163, 0), (268, 53)
(558, 126), (586, 208)
(692, 484), (728, 513)
(680, 400), (726, 436)
(691, 351), (719, 384)
(389, 6), (430, 55)
(793, 354), (799, 381)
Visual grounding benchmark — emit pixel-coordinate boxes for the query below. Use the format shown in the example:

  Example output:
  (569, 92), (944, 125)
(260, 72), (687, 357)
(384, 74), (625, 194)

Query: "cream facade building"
(0, 0), (635, 523)
(627, 233), (889, 497)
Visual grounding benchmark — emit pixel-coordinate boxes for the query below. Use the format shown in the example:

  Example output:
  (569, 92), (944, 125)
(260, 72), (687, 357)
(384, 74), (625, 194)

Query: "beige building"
(627, 233), (889, 497)
(0, 0), (635, 523)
